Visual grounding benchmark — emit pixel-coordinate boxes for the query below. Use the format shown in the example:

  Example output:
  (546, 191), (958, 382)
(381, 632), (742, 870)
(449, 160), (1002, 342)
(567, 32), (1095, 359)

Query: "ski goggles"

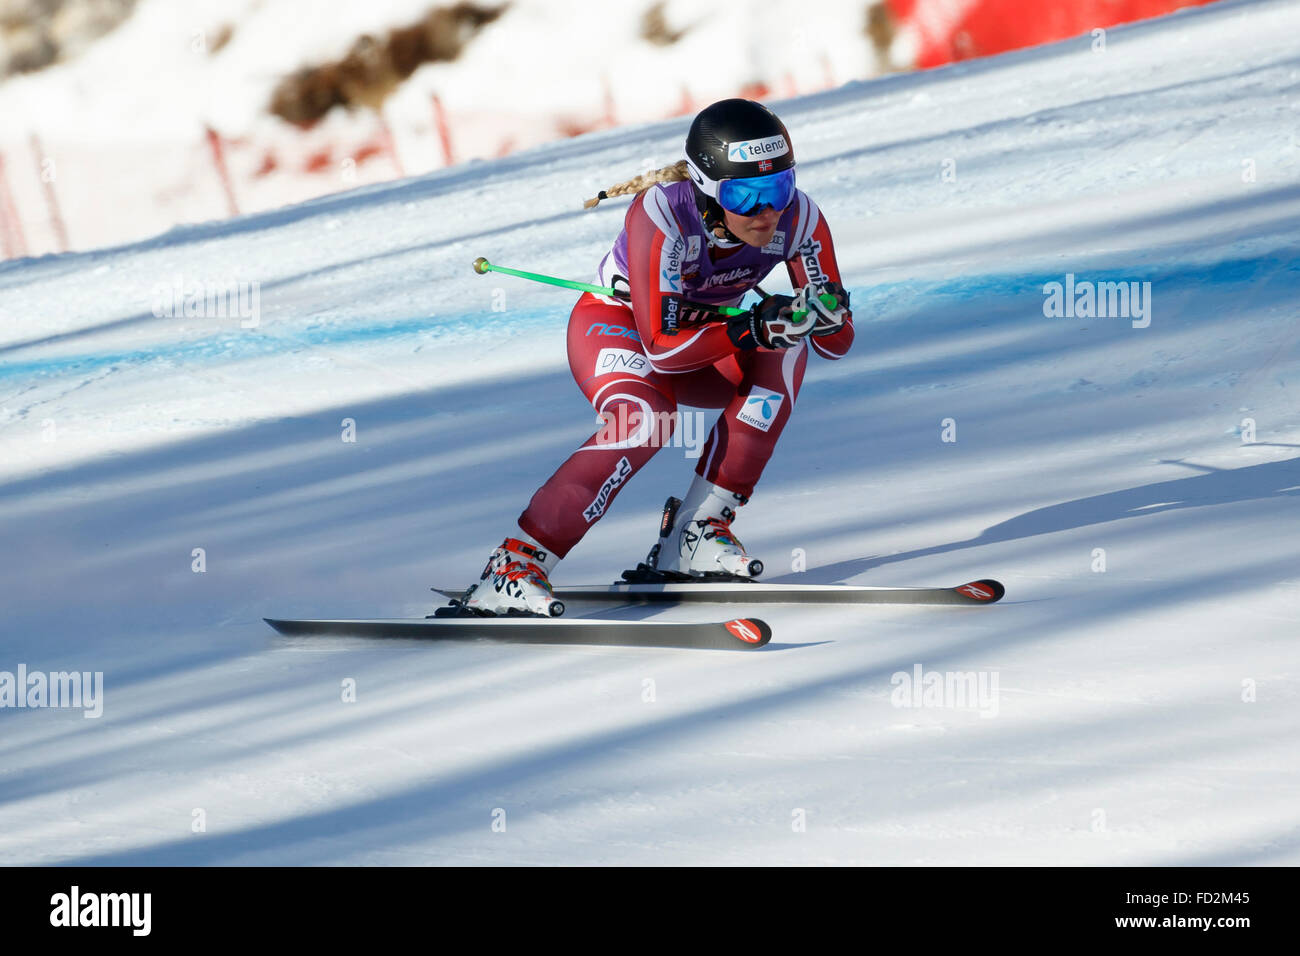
(716, 167), (796, 217)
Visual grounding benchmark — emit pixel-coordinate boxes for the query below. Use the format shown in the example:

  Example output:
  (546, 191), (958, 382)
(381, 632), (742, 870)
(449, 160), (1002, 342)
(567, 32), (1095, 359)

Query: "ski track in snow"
(0, 0), (1298, 865)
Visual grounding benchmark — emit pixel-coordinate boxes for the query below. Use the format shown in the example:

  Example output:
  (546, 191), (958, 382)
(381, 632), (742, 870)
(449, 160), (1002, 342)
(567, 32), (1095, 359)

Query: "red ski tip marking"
(955, 579), (1004, 602)
(724, 618), (765, 644)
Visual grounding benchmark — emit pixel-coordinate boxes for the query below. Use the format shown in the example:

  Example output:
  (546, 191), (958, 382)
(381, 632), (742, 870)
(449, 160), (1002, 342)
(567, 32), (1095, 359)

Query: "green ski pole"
(471, 257), (840, 324)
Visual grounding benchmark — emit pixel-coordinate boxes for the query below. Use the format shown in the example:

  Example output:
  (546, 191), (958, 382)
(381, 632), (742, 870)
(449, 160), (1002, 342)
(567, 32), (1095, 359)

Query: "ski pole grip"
(791, 292), (843, 326)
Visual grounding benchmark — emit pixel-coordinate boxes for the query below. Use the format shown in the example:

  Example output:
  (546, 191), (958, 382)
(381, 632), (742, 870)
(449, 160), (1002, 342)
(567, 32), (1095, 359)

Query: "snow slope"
(1, 0), (1298, 865)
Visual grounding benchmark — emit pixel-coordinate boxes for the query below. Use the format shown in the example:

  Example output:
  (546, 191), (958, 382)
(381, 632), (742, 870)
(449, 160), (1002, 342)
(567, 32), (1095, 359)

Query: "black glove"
(726, 293), (816, 350)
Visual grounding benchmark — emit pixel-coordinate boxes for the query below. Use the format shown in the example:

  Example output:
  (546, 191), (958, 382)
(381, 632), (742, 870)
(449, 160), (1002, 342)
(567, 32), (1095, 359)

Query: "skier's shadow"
(782, 455), (1300, 582)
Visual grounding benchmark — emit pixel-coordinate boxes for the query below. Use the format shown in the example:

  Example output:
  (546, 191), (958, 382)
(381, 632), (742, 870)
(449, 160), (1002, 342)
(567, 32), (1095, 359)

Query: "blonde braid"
(583, 160), (691, 209)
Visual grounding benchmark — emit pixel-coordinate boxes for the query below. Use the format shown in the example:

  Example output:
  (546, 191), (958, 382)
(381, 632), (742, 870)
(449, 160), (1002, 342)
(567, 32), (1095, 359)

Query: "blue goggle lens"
(716, 168), (796, 216)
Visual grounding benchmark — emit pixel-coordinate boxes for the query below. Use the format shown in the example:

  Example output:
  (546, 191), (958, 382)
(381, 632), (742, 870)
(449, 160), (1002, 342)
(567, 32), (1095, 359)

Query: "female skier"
(458, 98), (853, 616)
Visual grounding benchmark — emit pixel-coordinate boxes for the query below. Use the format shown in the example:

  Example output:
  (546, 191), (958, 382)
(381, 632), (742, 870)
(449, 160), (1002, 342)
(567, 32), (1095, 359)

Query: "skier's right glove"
(727, 292), (817, 350)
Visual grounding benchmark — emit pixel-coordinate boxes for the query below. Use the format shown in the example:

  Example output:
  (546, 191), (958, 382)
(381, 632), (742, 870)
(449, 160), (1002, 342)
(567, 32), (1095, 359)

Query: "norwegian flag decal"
(758, 159), (773, 172)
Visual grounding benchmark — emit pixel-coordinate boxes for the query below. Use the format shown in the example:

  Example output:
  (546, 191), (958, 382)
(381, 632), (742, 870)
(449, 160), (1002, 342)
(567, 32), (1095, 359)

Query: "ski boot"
(452, 537), (565, 617)
(632, 479), (764, 582)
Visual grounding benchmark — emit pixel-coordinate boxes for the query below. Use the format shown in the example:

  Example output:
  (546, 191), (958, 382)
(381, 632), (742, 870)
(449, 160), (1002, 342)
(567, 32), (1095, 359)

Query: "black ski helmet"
(683, 99), (796, 237)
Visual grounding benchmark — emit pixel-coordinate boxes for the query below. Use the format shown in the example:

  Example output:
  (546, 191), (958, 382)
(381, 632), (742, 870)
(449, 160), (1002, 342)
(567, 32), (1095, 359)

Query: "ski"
(433, 578), (1004, 607)
(264, 615), (772, 650)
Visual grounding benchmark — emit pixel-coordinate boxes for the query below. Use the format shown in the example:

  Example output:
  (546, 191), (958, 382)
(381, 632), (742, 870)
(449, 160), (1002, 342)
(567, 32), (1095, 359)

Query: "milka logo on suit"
(701, 266), (753, 290)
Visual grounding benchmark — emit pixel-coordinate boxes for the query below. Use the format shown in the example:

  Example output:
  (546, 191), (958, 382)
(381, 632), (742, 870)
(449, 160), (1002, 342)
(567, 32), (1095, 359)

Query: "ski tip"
(724, 617), (772, 648)
(953, 579), (1005, 603)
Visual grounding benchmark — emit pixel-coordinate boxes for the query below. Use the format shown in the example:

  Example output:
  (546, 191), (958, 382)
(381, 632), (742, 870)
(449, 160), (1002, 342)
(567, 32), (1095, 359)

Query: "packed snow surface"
(0, 0), (1297, 864)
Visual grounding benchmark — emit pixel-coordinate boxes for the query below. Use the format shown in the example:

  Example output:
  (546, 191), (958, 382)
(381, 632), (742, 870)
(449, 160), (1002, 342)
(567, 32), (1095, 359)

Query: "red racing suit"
(518, 179), (852, 558)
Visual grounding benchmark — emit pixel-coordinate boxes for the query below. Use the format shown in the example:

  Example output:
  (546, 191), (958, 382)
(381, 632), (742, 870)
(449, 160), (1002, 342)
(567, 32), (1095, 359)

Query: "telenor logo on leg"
(736, 387), (783, 432)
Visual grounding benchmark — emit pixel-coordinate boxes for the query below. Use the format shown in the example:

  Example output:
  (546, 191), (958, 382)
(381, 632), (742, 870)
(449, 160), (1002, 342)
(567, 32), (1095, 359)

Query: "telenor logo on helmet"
(726, 135), (788, 162)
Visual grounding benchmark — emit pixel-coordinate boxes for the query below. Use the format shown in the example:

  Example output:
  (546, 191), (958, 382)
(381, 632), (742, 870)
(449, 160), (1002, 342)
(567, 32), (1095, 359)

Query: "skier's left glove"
(802, 280), (851, 337)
